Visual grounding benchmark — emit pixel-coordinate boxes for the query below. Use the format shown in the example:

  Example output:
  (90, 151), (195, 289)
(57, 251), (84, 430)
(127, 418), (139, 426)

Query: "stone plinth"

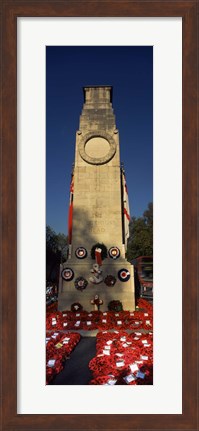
(58, 258), (135, 311)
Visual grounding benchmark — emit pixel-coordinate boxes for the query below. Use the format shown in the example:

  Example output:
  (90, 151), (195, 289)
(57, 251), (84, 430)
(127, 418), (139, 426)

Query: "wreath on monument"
(108, 300), (123, 312)
(91, 243), (108, 260)
(108, 246), (120, 259)
(61, 268), (74, 281)
(75, 247), (87, 259)
(71, 302), (83, 312)
(118, 268), (131, 282)
(104, 275), (117, 286)
(74, 276), (88, 292)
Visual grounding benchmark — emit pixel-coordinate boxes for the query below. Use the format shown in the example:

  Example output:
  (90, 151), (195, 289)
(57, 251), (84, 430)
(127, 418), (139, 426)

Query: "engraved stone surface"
(58, 86), (135, 311)
(85, 137), (110, 158)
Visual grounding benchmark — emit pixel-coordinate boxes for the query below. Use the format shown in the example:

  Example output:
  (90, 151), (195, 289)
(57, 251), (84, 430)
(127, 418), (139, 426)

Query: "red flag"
(68, 175), (74, 246)
(121, 168), (130, 250)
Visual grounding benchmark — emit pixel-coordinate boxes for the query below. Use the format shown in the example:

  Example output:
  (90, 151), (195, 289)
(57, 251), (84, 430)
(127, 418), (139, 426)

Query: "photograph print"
(46, 46), (153, 385)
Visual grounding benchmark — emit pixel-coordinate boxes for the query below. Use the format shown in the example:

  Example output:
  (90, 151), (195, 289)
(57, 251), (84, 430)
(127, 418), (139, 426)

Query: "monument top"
(79, 86), (115, 132)
(83, 86), (113, 103)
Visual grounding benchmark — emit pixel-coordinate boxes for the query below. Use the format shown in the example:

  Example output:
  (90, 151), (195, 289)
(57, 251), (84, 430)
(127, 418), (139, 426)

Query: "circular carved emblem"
(79, 131), (116, 165)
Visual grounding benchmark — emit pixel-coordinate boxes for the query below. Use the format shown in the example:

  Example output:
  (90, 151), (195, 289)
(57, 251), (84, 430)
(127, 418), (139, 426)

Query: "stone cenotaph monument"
(58, 86), (135, 311)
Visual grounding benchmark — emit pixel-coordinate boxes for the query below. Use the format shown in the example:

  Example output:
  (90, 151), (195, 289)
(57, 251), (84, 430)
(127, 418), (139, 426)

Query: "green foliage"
(46, 225), (68, 283)
(143, 202), (153, 227)
(126, 202), (153, 261)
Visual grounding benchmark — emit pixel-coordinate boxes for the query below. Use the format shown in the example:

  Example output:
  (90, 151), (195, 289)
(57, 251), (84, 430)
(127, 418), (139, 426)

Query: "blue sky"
(46, 46), (153, 235)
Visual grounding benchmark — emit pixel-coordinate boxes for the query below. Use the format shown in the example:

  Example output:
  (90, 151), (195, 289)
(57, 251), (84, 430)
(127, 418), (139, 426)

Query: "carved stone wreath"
(78, 131), (116, 165)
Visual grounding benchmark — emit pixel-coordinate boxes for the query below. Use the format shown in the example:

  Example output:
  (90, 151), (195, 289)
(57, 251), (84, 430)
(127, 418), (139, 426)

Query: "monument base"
(58, 258), (135, 312)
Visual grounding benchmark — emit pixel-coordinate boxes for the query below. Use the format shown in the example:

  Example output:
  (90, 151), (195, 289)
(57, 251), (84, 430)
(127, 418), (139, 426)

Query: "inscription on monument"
(91, 227), (106, 234)
(92, 212), (102, 218)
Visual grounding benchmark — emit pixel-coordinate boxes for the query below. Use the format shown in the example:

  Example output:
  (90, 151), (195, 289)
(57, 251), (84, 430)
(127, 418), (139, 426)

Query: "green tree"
(143, 201), (153, 227)
(126, 202), (153, 261)
(46, 225), (68, 283)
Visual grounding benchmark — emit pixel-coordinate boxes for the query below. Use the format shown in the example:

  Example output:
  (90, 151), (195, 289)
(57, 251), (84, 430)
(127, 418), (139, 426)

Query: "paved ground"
(50, 337), (96, 385)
